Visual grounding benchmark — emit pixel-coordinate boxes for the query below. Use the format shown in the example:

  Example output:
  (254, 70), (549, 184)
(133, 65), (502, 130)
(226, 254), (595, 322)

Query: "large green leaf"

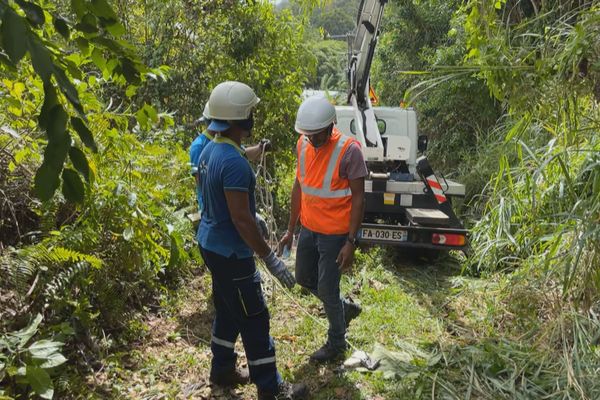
(53, 67), (83, 114)
(70, 0), (87, 19)
(39, 353), (67, 369)
(121, 57), (141, 85)
(39, 82), (59, 130)
(28, 340), (63, 358)
(74, 37), (90, 56)
(34, 162), (61, 201)
(28, 37), (54, 82)
(93, 37), (124, 55)
(1, 9), (28, 63)
(10, 314), (42, 347)
(143, 103), (158, 122)
(26, 366), (53, 399)
(135, 107), (149, 130)
(90, 47), (106, 70)
(61, 168), (85, 203)
(16, 0), (45, 27)
(43, 133), (70, 171)
(168, 233), (182, 268)
(53, 17), (70, 39)
(68, 146), (90, 182)
(74, 13), (98, 33)
(104, 20), (125, 37)
(46, 105), (68, 142)
(70, 117), (97, 152)
(90, 0), (118, 19)
(64, 57), (83, 80)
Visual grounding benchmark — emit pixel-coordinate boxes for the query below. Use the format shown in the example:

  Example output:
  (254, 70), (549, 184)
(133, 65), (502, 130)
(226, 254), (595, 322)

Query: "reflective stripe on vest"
(298, 135), (352, 199)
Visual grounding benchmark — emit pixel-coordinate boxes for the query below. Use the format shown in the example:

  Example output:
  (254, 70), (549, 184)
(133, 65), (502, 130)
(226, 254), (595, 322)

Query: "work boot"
(209, 366), (250, 387)
(344, 299), (362, 328)
(309, 342), (346, 363)
(258, 381), (308, 400)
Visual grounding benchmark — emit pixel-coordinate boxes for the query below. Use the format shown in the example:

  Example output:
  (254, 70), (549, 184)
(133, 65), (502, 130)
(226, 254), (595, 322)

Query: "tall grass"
(470, 106), (599, 307)
(373, 2), (600, 398)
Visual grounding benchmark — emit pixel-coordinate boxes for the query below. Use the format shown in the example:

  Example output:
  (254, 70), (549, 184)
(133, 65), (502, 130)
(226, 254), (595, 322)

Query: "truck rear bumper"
(360, 223), (468, 250)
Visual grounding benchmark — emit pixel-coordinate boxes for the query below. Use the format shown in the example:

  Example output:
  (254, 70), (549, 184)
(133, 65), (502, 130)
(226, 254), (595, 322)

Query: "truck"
(335, 0), (468, 252)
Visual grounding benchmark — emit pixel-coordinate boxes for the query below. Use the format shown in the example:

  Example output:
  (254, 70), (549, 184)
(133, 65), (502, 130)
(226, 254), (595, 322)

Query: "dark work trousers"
(199, 246), (281, 392)
(294, 227), (350, 350)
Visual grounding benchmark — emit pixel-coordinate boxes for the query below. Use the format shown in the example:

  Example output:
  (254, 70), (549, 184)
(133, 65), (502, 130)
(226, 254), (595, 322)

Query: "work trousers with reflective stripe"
(295, 227), (349, 350)
(199, 246), (281, 392)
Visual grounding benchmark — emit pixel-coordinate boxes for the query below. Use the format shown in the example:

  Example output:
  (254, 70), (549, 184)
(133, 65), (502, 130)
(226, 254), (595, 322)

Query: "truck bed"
(365, 179), (465, 197)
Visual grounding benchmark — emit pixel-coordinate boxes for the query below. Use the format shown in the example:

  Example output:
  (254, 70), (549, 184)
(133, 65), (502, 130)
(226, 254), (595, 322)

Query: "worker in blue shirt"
(190, 103), (215, 211)
(189, 103), (271, 213)
(197, 81), (307, 400)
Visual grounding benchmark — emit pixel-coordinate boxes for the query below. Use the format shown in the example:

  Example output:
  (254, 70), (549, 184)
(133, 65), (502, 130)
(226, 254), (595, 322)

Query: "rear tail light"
(432, 233), (465, 246)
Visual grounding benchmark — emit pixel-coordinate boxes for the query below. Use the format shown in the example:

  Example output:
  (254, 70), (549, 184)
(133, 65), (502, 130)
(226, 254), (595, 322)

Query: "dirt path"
(81, 250), (483, 399)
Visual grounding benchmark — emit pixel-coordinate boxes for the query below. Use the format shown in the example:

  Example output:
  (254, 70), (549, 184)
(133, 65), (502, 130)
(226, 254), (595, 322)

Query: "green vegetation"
(368, 1), (600, 398)
(1, 0), (599, 399)
(1, 0), (315, 397)
(373, 0), (503, 188)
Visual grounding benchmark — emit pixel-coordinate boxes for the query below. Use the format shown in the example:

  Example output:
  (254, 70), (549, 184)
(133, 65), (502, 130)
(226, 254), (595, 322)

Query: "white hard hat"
(206, 81), (260, 121)
(198, 101), (211, 123)
(295, 96), (337, 135)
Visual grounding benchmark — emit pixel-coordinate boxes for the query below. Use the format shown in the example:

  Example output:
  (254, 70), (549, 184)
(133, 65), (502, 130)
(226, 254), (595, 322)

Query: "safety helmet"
(205, 81), (260, 121)
(198, 101), (211, 123)
(295, 96), (337, 135)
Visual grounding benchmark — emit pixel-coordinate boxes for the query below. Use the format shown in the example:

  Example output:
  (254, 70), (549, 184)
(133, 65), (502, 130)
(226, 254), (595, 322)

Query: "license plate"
(361, 227), (408, 242)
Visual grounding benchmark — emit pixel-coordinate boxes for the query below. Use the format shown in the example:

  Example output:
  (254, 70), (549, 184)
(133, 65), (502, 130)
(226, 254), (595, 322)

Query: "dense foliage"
(1, 0), (598, 398)
(372, 0), (600, 398)
(0, 0), (314, 397)
(372, 0), (502, 191)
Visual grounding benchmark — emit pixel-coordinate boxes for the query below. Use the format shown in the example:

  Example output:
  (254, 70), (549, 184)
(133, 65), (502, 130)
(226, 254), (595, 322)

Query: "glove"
(262, 250), (295, 289)
(255, 213), (269, 240)
(260, 138), (272, 152)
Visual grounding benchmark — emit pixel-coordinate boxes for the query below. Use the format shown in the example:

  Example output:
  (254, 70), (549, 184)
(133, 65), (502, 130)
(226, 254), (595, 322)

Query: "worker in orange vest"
(279, 96), (367, 362)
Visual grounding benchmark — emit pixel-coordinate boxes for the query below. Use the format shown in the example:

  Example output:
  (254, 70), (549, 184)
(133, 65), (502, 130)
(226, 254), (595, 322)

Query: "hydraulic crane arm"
(347, 0), (387, 157)
(349, 0), (387, 107)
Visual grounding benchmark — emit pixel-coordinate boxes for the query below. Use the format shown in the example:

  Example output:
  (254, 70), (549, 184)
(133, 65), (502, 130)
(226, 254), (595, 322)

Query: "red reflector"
(432, 233), (465, 246)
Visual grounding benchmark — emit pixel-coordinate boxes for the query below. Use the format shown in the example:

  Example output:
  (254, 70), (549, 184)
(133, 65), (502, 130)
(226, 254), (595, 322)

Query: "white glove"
(262, 250), (295, 289)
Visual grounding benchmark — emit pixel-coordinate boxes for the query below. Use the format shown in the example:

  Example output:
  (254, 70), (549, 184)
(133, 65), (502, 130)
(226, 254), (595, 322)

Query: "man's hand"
(260, 138), (272, 153)
(336, 241), (355, 272)
(277, 230), (294, 257)
(262, 251), (296, 288)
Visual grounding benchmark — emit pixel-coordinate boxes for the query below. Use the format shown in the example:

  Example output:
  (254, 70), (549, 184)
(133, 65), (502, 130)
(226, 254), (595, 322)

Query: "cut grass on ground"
(73, 248), (491, 399)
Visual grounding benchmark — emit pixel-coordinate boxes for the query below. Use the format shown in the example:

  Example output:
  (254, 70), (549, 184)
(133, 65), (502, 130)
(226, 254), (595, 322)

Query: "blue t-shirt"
(189, 131), (213, 210)
(196, 139), (256, 259)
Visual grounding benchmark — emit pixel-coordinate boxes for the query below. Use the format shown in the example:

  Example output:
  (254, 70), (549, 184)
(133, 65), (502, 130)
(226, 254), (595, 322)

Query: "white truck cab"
(326, 0), (469, 251)
(336, 105), (418, 172)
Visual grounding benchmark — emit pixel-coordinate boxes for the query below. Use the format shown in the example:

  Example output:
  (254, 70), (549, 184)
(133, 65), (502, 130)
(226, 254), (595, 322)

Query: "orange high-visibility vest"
(296, 128), (357, 235)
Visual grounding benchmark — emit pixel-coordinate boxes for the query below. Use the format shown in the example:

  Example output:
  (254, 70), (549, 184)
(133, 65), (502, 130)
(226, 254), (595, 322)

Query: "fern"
(43, 261), (90, 300)
(44, 247), (102, 270)
(0, 247), (36, 295)
(2, 244), (102, 300)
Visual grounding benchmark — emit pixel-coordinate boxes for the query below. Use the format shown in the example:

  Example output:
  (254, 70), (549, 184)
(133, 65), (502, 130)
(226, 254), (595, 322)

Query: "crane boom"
(347, 0), (387, 156)
(334, 0), (468, 253)
(349, 0), (387, 107)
